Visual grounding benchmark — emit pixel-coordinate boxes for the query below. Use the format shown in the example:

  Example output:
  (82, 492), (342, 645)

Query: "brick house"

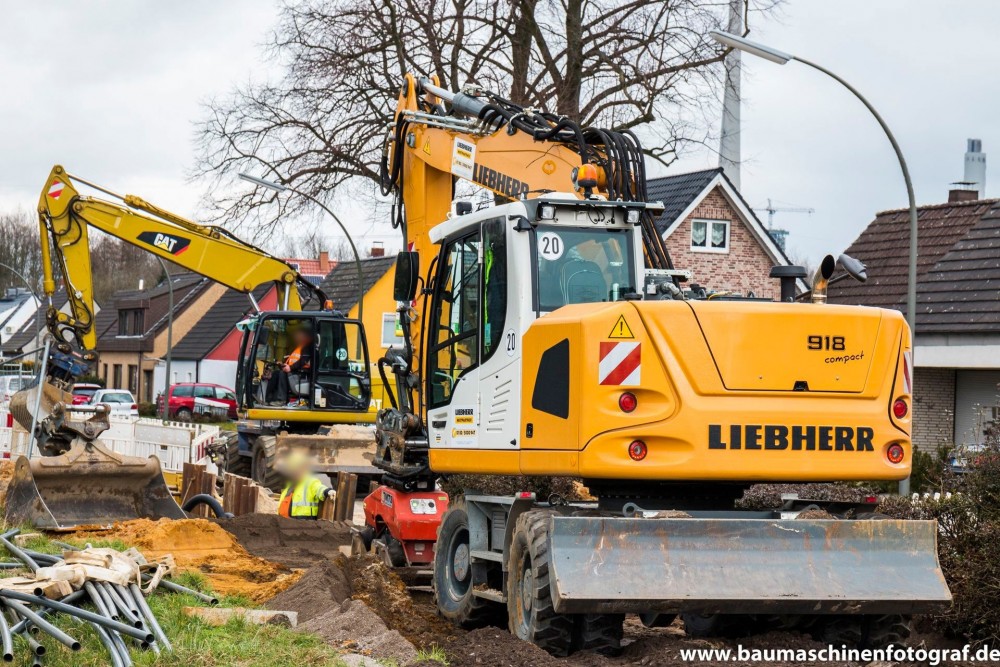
(829, 190), (1000, 452)
(647, 168), (797, 299)
(93, 273), (224, 403)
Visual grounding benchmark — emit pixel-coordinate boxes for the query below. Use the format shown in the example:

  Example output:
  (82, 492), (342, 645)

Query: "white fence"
(0, 412), (222, 473)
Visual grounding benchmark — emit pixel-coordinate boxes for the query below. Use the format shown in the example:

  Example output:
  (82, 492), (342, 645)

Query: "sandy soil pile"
(214, 513), (353, 568)
(0, 459), (14, 499)
(72, 518), (301, 602)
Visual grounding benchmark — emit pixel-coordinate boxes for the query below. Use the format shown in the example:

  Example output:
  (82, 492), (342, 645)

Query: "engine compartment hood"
(685, 301), (888, 393)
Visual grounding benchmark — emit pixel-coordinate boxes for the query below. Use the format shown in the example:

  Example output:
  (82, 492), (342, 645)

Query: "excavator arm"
(37, 165), (325, 351)
(383, 75), (672, 275)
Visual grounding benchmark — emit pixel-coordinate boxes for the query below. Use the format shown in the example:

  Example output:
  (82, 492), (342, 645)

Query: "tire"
(506, 509), (576, 657)
(574, 614), (624, 656)
(251, 436), (282, 491)
(175, 407), (192, 422)
(381, 532), (408, 568)
(224, 433), (251, 478)
(639, 612), (676, 628)
(682, 613), (725, 638)
(433, 497), (496, 627)
(822, 614), (910, 650)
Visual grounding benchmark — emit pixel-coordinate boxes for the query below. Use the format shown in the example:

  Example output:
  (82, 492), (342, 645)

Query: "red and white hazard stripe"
(599, 341), (641, 386)
(47, 180), (65, 199)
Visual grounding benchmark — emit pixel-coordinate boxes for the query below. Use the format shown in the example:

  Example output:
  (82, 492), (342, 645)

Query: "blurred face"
(293, 329), (311, 347)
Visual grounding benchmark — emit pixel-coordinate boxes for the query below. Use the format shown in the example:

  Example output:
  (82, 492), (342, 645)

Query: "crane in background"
(754, 198), (815, 252)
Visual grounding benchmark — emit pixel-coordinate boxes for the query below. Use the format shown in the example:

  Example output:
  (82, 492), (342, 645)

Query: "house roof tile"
(319, 257), (396, 313)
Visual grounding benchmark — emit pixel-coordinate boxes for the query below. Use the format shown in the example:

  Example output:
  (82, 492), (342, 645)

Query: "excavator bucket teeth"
(4, 440), (185, 531)
(547, 517), (951, 616)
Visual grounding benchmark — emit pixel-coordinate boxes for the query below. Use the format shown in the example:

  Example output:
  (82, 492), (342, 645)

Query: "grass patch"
(415, 646), (449, 664)
(0, 531), (352, 666)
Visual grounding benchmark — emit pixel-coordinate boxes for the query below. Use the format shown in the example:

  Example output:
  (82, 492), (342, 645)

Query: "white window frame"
(381, 312), (405, 348)
(690, 218), (731, 254)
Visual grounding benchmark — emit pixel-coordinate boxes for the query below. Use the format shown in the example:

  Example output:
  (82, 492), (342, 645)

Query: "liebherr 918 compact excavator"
(361, 75), (950, 654)
(6, 167), (374, 529)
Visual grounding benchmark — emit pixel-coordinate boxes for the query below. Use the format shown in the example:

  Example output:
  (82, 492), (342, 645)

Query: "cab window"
(535, 227), (635, 312)
(482, 218), (507, 360)
(429, 232), (480, 406)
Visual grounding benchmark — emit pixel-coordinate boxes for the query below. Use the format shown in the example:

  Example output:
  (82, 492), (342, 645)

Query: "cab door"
(426, 230), (482, 449)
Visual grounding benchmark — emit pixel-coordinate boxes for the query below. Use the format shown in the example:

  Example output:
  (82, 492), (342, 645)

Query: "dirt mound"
(71, 518), (300, 602)
(343, 555), (460, 648)
(440, 627), (562, 667)
(266, 560), (353, 622)
(300, 600), (418, 664)
(213, 513), (353, 568)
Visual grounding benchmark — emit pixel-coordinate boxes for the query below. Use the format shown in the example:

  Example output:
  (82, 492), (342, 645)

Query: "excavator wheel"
(682, 614), (756, 638)
(433, 497), (497, 627)
(506, 509), (576, 657)
(821, 614), (911, 650)
(573, 614), (625, 656)
(251, 435), (282, 491)
(223, 432), (251, 478)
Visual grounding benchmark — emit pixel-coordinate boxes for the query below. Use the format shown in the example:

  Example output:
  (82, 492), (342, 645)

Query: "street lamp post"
(238, 174), (365, 325)
(710, 31), (918, 495)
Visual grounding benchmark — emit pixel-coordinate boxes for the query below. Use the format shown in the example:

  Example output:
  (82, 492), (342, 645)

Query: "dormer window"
(118, 308), (145, 336)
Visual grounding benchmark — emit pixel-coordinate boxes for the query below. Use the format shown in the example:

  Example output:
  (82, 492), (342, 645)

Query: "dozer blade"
(4, 439), (185, 531)
(547, 517), (951, 616)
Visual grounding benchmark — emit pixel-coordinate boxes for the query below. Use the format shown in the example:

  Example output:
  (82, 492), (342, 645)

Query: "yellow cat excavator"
(363, 75), (950, 654)
(6, 166), (375, 529)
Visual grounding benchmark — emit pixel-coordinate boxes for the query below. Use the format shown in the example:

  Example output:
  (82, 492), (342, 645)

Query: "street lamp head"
(709, 30), (793, 65)
(238, 172), (287, 193)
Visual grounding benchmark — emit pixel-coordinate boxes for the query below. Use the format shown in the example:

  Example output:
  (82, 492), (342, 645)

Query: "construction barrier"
(0, 411), (222, 473)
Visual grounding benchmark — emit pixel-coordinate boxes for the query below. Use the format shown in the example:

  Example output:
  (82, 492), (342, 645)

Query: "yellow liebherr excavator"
(6, 166), (374, 529)
(368, 75), (950, 654)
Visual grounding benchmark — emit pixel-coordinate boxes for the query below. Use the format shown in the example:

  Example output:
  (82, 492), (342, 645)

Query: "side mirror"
(838, 253), (868, 283)
(393, 251), (420, 302)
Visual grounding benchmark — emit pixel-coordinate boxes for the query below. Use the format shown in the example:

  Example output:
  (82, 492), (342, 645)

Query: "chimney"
(319, 251), (330, 274)
(369, 241), (385, 258)
(963, 138), (986, 196)
(949, 187), (979, 203)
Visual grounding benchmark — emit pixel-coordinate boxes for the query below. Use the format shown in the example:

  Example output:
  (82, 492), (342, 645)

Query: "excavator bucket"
(547, 517), (951, 615)
(4, 440), (185, 531)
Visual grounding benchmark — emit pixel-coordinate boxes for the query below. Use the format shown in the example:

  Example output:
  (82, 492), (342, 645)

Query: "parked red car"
(71, 383), (102, 406)
(157, 383), (238, 420)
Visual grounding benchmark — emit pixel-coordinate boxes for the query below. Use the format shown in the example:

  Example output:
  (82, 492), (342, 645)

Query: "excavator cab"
(236, 312), (371, 415)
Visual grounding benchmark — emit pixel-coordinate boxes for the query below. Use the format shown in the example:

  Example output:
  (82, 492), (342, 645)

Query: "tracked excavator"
(6, 166), (375, 529)
(356, 75), (951, 654)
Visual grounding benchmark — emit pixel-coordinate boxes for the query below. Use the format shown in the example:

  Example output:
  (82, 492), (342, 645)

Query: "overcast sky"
(1, 1), (997, 265)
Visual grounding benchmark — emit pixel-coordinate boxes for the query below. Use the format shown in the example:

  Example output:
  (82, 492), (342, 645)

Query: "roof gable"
(648, 169), (792, 269)
(647, 168), (722, 235)
(319, 257), (396, 313)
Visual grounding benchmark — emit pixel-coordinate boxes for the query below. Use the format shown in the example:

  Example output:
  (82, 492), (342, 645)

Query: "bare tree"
(195, 0), (774, 233)
(0, 210), (44, 294)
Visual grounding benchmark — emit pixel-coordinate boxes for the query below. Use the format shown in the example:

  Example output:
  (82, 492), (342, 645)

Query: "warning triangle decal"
(608, 315), (634, 339)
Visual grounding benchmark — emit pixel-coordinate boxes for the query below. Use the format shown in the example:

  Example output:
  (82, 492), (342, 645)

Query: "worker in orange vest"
(276, 451), (335, 520)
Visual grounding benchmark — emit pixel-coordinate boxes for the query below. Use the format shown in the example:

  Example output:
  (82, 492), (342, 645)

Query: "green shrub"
(138, 401), (157, 417)
(878, 421), (1000, 642)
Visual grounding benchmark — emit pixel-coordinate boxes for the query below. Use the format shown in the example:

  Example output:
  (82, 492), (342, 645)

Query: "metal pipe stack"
(0, 529), (218, 663)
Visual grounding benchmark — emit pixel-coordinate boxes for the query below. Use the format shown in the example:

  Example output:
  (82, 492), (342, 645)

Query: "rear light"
(628, 440), (647, 461)
(887, 443), (905, 464)
(618, 392), (637, 413)
(131, 404), (137, 410)
(892, 399), (908, 419)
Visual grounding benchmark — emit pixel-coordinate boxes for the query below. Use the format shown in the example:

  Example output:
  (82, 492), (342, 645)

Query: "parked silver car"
(0, 375), (32, 410)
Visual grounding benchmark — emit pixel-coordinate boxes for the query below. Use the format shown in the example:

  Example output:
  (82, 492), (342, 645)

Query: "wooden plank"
(183, 607), (297, 627)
